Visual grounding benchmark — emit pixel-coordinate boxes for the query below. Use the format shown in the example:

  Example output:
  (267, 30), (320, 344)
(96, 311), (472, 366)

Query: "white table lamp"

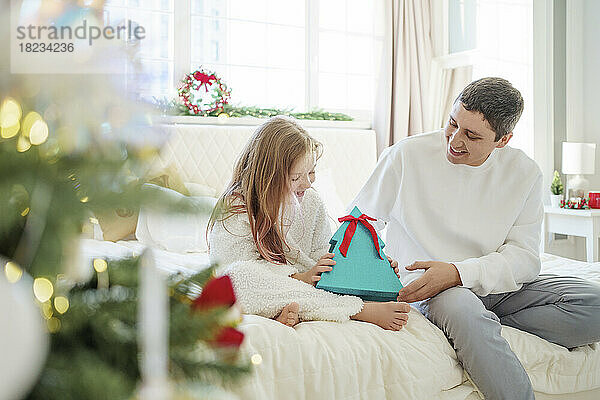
(562, 142), (596, 200)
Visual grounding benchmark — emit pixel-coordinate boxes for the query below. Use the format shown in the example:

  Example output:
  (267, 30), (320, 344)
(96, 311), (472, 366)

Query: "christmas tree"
(551, 170), (564, 195)
(1, 2), (251, 398)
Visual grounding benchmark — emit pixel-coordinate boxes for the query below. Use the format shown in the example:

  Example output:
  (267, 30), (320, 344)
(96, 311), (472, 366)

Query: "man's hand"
(395, 261), (462, 302)
(292, 253), (335, 286)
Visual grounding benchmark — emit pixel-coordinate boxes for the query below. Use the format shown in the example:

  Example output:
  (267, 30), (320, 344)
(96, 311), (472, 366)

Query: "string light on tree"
(93, 258), (108, 272)
(1, 122), (20, 139)
(4, 261), (23, 283)
(21, 112), (42, 138)
(251, 353), (263, 365)
(93, 258), (109, 289)
(54, 296), (69, 314)
(0, 97), (21, 130)
(41, 302), (53, 319)
(47, 317), (60, 333)
(29, 119), (49, 145)
(17, 135), (31, 152)
(33, 278), (54, 303)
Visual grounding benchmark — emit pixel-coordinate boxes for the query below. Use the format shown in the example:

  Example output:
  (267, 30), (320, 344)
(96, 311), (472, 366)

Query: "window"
(190, 0), (306, 110)
(443, 0), (534, 157)
(317, 0), (385, 120)
(448, 0), (477, 54)
(104, 0), (175, 99)
(471, 0), (533, 157)
(104, 0), (383, 121)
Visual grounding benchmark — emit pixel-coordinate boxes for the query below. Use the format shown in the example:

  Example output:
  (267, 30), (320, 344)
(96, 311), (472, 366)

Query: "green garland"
(154, 98), (353, 121)
(27, 258), (250, 400)
(220, 105), (354, 121)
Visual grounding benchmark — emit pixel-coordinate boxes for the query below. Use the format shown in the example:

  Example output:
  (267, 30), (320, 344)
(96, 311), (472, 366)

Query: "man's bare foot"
(275, 302), (300, 327)
(351, 301), (410, 331)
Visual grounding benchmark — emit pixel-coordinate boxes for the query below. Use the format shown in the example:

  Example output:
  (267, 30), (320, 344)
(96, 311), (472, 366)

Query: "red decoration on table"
(560, 198), (590, 209)
(337, 214), (383, 259)
(589, 192), (600, 209)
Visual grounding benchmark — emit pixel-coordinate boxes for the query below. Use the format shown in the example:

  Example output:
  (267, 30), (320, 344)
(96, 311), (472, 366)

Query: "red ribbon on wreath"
(193, 71), (217, 92)
(337, 214), (383, 259)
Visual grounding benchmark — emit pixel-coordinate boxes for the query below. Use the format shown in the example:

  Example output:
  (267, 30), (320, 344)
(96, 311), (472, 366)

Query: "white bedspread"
(78, 239), (600, 399)
(78, 238), (210, 275)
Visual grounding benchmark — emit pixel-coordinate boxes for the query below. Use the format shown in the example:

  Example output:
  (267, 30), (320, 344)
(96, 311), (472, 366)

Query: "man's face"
(444, 102), (513, 166)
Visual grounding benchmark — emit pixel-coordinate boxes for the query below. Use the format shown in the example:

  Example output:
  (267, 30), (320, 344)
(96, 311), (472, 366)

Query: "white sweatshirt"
(350, 130), (543, 296)
(208, 189), (364, 322)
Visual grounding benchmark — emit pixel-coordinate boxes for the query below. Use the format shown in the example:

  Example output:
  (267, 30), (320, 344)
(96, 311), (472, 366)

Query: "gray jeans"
(417, 274), (600, 400)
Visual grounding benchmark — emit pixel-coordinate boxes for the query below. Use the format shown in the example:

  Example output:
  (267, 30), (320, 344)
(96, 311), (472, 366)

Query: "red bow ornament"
(192, 275), (236, 310)
(337, 214), (383, 259)
(192, 275), (245, 349)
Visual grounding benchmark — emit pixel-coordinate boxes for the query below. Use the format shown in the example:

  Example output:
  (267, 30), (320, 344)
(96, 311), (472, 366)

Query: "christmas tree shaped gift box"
(316, 206), (403, 301)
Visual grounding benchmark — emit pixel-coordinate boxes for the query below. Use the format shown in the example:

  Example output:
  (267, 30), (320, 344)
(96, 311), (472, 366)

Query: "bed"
(85, 122), (600, 399)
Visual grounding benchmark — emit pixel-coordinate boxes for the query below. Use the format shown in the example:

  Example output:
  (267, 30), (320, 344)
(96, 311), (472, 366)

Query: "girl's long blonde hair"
(208, 116), (322, 264)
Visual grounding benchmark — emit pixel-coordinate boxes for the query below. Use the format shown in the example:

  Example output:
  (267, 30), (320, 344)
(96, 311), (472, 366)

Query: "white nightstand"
(543, 206), (600, 262)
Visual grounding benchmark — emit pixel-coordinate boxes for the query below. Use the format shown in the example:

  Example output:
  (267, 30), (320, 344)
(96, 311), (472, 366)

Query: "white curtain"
(374, 1), (476, 155)
(374, 0), (435, 155)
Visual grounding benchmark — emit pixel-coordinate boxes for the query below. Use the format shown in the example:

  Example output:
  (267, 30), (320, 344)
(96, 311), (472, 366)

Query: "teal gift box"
(316, 206), (403, 302)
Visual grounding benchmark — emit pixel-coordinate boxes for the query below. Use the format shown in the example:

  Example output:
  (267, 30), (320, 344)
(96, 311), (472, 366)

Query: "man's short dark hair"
(455, 77), (524, 141)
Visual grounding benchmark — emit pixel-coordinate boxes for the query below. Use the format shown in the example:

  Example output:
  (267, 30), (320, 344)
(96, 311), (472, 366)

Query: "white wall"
(583, 0), (600, 191)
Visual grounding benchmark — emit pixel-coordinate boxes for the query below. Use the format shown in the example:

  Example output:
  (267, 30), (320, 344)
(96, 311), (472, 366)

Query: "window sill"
(156, 115), (373, 130)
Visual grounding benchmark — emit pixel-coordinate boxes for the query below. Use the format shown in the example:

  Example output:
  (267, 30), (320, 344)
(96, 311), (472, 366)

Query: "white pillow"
(183, 182), (218, 198)
(136, 184), (217, 253)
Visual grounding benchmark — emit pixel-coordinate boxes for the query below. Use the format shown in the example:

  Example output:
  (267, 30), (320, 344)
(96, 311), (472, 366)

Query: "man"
(351, 77), (600, 399)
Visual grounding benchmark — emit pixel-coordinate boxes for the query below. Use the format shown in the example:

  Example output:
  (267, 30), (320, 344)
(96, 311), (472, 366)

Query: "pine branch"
(153, 97), (354, 121)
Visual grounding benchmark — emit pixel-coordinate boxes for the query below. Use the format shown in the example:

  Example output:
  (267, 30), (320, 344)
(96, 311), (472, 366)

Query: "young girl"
(208, 116), (410, 329)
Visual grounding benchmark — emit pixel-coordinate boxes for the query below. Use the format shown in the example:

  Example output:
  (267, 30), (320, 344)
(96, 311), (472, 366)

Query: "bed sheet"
(78, 239), (600, 399)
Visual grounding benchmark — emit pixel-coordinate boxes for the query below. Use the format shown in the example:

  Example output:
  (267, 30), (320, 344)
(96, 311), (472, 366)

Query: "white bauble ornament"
(0, 268), (49, 400)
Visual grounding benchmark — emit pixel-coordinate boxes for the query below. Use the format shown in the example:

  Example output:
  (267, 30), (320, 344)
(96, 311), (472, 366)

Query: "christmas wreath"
(178, 68), (231, 115)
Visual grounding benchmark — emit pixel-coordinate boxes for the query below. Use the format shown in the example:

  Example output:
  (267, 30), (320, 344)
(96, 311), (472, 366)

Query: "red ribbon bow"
(337, 214), (383, 259)
(193, 71), (217, 92)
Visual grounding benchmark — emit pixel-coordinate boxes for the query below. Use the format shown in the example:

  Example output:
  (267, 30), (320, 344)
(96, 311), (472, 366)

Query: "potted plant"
(550, 170), (564, 207)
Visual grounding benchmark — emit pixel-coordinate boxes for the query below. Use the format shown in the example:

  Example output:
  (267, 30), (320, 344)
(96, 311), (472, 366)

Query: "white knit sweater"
(350, 130), (543, 296)
(208, 189), (364, 322)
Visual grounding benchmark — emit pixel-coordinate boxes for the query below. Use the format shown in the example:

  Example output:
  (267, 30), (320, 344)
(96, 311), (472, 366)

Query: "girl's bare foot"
(351, 301), (410, 331)
(275, 302), (300, 327)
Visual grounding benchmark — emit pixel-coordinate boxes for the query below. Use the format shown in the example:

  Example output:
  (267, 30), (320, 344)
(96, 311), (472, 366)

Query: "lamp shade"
(562, 142), (596, 175)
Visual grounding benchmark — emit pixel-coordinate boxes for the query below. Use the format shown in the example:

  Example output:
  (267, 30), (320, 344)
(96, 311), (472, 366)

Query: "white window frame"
(159, 0), (377, 127)
(431, 0), (478, 68)
(173, 1), (191, 92)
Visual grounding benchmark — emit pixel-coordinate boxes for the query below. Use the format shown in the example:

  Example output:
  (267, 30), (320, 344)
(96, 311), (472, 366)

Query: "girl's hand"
(292, 253), (336, 285)
(387, 255), (398, 272)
